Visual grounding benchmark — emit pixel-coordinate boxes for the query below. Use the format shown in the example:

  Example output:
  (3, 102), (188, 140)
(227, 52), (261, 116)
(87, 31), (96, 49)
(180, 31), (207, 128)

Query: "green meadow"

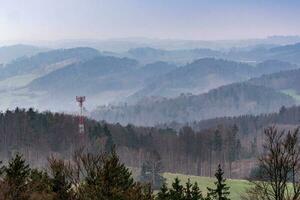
(164, 173), (250, 200)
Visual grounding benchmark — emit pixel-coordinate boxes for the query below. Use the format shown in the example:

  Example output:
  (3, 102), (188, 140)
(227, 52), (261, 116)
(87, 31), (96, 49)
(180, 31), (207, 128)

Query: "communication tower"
(76, 96), (86, 134)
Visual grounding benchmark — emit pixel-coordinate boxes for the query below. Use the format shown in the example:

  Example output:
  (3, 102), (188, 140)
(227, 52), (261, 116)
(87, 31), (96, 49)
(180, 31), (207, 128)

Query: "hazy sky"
(0, 0), (300, 41)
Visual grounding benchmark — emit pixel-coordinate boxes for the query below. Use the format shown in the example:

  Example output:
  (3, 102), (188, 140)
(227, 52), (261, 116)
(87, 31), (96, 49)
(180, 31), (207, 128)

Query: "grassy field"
(164, 173), (250, 200)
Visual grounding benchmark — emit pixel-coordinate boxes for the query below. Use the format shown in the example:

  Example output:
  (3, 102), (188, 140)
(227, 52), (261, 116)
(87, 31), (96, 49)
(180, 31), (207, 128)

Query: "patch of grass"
(164, 173), (250, 200)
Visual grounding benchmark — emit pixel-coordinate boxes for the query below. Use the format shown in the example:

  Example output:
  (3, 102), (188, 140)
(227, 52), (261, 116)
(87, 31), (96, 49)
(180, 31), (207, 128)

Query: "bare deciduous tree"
(244, 126), (300, 200)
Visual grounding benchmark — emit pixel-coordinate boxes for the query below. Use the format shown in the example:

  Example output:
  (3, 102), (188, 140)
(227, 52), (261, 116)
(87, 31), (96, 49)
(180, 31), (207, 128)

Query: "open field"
(164, 173), (250, 200)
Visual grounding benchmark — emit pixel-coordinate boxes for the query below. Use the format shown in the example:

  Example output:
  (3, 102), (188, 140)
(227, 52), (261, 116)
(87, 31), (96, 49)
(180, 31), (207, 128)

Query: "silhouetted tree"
(244, 127), (300, 200)
(48, 157), (74, 200)
(169, 177), (184, 200)
(207, 165), (230, 200)
(156, 182), (169, 200)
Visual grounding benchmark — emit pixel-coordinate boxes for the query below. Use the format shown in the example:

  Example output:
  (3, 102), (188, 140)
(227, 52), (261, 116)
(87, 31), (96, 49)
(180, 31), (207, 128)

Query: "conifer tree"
(156, 182), (170, 200)
(2, 154), (31, 200)
(100, 147), (134, 198)
(78, 146), (135, 200)
(191, 182), (203, 200)
(48, 157), (73, 200)
(169, 177), (184, 200)
(206, 165), (230, 200)
(184, 179), (193, 200)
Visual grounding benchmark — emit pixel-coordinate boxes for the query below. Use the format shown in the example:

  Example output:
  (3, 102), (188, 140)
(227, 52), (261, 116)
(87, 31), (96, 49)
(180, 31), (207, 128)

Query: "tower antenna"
(76, 96), (86, 134)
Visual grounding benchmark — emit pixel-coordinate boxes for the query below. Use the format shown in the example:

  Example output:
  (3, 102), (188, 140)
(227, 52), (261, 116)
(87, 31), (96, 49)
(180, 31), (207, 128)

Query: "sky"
(0, 0), (300, 42)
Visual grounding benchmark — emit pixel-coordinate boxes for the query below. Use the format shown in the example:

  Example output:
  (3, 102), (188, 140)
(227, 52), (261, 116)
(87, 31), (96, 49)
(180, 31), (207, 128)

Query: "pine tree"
(206, 165), (230, 200)
(156, 182), (170, 200)
(79, 147), (135, 200)
(2, 154), (31, 200)
(191, 182), (203, 200)
(169, 177), (184, 200)
(48, 157), (73, 200)
(184, 179), (193, 200)
(100, 148), (134, 199)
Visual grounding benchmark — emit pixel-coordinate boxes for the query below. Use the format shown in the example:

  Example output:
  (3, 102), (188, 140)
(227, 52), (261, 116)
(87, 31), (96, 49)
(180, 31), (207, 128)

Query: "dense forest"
(3, 105), (300, 180)
(0, 108), (258, 179)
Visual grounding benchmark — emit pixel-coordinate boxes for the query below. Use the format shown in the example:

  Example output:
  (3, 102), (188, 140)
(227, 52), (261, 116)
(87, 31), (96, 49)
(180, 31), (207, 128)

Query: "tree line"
(0, 148), (231, 200)
(0, 108), (254, 178)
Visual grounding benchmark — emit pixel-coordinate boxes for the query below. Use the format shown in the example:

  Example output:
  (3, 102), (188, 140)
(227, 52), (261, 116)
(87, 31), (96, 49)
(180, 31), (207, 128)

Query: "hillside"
(0, 47), (100, 80)
(125, 47), (222, 64)
(0, 45), (298, 112)
(28, 56), (139, 94)
(0, 47), (103, 110)
(25, 57), (178, 110)
(0, 44), (47, 64)
(131, 58), (297, 100)
(92, 83), (295, 126)
(161, 105), (300, 138)
(124, 42), (300, 65)
(248, 68), (300, 101)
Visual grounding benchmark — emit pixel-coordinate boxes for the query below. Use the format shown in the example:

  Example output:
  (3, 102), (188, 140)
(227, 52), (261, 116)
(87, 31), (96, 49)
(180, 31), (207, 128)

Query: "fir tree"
(2, 154), (31, 200)
(48, 157), (73, 200)
(80, 146), (135, 200)
(191, 182), (203, 200)
(156, 182), (170, 200)
(100, 147), (134, 199)
(184, 179), (193, 200)
(207, 165), (230, 200)
(169, 177), (184, 200)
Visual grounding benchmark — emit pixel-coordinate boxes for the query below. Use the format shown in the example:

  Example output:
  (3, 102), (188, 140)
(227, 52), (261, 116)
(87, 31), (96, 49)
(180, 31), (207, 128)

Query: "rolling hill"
(0, 45), (298, 112)
(124, 42), (300, 65)
(28, 56), (139, 95)
(125, 47), (221, 64)
(248, 68), (300, 103)
(92, 83), (295, 126)
(24, 56), (178, 110)
(0, 44), (47, 64)
(0, 47), (100, 80)
(130, 58), (298, 100)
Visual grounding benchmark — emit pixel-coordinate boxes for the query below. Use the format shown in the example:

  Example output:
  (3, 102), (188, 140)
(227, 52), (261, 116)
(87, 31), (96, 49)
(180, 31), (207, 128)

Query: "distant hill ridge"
(92, 82), (295, 126)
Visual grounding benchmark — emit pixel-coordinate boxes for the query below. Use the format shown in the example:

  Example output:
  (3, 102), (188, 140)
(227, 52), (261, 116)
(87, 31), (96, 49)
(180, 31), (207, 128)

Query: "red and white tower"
(76, 96), (86, 134)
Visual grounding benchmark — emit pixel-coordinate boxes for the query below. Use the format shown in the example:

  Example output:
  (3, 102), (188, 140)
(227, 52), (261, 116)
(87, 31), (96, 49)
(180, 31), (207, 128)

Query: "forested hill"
(0, 44), (47, 64)
(248, 68), (300, 99)
(0, 47), (100, 80)
(130, 58), (298, 100)
(162, 105), (300, 136)
(92, 83), (295, 126)
(28, 56), (139, 95)
(0, 108), (261, 178)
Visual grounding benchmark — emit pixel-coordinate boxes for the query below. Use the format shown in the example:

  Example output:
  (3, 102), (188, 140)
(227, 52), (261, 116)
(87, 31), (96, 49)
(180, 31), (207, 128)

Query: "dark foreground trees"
(0, 148), (231, 200)
(0, 149), (154, 200)
(244, 127), (300, 200)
